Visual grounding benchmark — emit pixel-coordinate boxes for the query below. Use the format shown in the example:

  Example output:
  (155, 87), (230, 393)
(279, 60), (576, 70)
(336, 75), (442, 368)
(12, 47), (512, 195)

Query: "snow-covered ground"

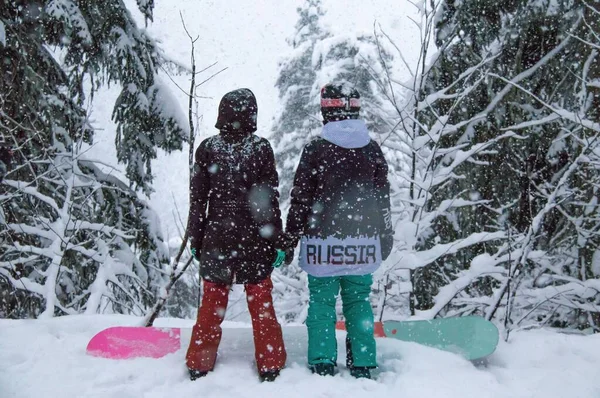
(1, 315), (599, 398)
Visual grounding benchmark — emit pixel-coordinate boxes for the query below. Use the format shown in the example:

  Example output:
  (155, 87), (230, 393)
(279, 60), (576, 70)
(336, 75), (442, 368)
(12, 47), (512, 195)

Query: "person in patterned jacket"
(185, 88), (288, 382)
(284, 83), (394, 379)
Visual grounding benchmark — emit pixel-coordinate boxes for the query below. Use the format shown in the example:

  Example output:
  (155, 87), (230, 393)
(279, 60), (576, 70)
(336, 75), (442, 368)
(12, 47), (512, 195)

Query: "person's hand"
(191, 247), (200, 261)
(272, 249), (286, 268)
(277, 232), (297, 266)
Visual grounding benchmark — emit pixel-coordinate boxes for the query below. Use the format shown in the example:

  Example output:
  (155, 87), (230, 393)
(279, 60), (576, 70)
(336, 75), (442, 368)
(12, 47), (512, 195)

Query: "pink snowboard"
(86, 322), (383, 360)
(86, 326), (183, 359)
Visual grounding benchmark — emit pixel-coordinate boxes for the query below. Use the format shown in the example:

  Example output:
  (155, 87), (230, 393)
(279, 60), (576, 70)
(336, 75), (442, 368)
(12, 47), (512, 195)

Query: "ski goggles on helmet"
(320, 97), (361, 110)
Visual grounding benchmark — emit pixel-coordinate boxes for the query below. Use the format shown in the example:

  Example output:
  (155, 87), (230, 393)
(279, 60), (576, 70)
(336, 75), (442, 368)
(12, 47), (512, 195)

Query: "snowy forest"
(1, 0), (599, 340)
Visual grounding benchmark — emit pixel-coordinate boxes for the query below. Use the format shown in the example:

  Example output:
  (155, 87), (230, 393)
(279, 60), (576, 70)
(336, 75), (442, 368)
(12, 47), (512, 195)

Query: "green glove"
(191, 248), (199, 261)
(272, 249), (286, 268)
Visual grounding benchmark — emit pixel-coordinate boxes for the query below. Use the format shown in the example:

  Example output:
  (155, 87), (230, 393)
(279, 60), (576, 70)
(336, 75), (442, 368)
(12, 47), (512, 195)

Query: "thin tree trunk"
(144, 16), (199, 326)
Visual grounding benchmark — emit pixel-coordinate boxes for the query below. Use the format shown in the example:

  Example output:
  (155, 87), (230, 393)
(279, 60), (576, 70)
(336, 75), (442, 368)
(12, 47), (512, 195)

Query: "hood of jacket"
(321, 119), (370, 149)
(215, 88), (258, 133)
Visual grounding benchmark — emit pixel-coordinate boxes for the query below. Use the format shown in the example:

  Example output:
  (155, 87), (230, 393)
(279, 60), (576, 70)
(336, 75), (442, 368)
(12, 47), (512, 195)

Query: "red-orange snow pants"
(185, 277), (287, 373)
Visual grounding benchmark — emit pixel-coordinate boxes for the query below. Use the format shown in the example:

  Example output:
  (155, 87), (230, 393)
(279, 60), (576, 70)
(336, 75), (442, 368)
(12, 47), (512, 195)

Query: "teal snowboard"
(382, 316), (499, 361)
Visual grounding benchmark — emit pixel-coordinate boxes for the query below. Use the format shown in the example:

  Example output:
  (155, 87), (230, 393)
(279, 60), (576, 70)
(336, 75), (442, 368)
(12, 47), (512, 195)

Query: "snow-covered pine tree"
(484, 0), (600, 333)
(411, 0), (600, 331)
(406, 0), (511, 315)
(0, 136), (170, 318)
(271, 0), (328, 206)
(312, 33), (392, 142)
(367, 0), (509, 320)
(45, 0), (188, 194)
(0, 0), (184, 318)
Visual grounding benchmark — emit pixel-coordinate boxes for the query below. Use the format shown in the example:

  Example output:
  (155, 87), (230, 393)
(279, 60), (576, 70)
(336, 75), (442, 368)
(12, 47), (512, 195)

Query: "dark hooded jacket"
(286, 119), (393, 277)
(187, 88), (282, 284)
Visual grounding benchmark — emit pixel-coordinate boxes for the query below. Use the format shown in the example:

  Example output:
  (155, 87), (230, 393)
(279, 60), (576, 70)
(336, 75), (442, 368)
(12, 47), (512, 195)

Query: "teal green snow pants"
(306, 274), (376, 368)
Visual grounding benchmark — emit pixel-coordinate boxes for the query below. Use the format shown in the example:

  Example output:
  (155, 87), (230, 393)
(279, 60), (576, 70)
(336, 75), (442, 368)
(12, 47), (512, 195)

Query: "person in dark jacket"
(284, 83), (394, 379)
(185, 88), (287, 382)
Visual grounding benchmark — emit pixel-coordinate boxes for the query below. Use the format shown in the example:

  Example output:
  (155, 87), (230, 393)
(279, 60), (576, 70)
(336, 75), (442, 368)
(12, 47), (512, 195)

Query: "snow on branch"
(428, 131), (518, 188)
(66, 220), (133, 239)
(2, 143), (168, 318)
(2, 179), (60, 213)
(45, 0), (93, 45)
(416, 259), (507, 320)
(0, 268), (46, 297)
(489, 74), (600, 133)
(416, 53), (499, 112)
(397, 231), (506, 270)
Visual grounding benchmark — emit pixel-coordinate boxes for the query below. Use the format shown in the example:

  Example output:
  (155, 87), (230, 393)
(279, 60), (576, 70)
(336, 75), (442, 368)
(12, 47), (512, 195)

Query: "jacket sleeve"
(248, 140), (283, 243)
(187, 140), (211, 251)
(285, 142), (318, 244)
(373, 142), (394, 260)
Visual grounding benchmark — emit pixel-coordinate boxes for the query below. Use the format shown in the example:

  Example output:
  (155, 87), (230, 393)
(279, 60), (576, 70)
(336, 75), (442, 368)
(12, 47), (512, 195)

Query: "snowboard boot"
(346, 336), (371, 379)
(349, 366), (371, 379)
(189, 368), (208, 381)
(310, 363), (335, 376)
(259, 369), (280, 382)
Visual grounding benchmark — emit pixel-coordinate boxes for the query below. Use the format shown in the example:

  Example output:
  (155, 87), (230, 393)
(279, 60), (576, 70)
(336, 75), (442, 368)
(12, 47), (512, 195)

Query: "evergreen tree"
(0, 0), (185, 318)
(45, 0), (187, 193)
(0, 141), (170, 318)
(414, 0), (600, 330)
(272, 0), (328, 205)
(312, 33), (392, 139)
